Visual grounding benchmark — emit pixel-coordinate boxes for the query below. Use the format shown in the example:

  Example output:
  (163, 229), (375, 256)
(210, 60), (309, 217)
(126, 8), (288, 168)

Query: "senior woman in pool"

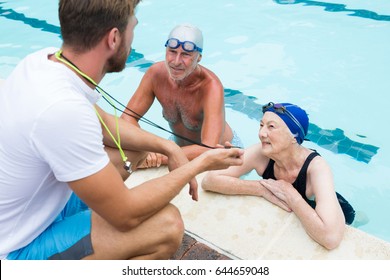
(202, 102), (354, 250)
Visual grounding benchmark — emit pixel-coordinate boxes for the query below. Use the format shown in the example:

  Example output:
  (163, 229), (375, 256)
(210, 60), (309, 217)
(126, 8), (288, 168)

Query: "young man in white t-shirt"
(0, 0), (244, 260)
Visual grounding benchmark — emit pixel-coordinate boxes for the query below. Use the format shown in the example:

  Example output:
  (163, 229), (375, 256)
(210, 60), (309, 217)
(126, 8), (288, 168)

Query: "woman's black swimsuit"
(262, 151), (355, 225)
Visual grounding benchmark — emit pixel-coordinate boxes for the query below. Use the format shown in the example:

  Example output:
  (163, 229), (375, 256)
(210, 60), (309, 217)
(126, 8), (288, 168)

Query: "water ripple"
(274, 0), (390, 21)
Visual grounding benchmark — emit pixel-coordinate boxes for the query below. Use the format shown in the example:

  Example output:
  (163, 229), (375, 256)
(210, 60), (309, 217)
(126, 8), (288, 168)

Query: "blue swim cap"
(262, 102), (309, 144)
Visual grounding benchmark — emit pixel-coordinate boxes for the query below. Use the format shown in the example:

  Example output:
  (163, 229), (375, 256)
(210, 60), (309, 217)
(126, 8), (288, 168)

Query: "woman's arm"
(201, 143), (290, 210)
(260, 157), (345, 249)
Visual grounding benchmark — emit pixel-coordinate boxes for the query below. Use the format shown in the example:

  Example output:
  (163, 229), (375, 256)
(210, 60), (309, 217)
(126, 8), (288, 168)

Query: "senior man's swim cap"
(262, 102), (309, 144)
(167, 24), (203, 52)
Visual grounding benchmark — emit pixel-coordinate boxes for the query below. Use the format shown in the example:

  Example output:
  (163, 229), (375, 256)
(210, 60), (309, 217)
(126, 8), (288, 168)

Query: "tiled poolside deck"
(171, 233), (232, 260)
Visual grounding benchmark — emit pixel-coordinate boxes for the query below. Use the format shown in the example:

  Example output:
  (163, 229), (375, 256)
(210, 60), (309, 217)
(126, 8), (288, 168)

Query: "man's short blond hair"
(59, 0), (141, 52)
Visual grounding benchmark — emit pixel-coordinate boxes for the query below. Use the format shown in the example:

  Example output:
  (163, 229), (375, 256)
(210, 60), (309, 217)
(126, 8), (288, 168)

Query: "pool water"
(1, 0), (390, 243)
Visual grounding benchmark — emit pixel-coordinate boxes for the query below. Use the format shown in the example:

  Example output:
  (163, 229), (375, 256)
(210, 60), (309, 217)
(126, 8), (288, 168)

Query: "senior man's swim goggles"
(165, 38), (203, 53)
(262, 102), (306, 138)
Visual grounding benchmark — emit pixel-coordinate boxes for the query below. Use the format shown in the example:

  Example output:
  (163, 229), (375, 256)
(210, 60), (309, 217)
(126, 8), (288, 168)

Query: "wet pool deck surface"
(170, 233), (231, 260)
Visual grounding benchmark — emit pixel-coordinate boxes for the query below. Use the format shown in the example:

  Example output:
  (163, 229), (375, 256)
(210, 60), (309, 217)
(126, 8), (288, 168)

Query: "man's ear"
(107, 28), (120, 51)
(197, 53), (202, 63)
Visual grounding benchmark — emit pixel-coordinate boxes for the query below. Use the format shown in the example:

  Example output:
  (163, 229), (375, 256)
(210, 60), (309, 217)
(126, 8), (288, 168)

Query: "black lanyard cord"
(100, 94), (216, 149)
(58, 52), (216, 149)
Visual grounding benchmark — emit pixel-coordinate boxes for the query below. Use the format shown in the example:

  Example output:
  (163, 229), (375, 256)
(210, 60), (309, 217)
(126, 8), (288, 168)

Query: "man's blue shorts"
(7, 193), (93, 260)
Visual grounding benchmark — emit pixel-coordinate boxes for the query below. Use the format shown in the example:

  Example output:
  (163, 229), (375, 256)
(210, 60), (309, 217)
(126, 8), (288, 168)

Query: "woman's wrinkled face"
(259, 112), (295, 155)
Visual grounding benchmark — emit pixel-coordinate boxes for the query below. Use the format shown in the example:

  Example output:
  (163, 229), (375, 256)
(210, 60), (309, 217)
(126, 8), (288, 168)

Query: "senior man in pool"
(121, 23), (242, 167)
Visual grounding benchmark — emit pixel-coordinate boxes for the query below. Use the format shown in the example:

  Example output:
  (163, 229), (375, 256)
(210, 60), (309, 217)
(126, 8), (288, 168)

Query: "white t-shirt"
(0, 48), (109, 259)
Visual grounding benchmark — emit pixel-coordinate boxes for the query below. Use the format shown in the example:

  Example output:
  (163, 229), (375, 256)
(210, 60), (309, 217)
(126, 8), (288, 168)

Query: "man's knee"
(162, 204), (185, 239)
(158, 204), (185, 256)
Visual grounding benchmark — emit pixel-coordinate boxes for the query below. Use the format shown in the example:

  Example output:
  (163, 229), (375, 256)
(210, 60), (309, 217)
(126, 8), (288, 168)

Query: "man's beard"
(165, 60), (198, 81)
(107, 42), (129, 73)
